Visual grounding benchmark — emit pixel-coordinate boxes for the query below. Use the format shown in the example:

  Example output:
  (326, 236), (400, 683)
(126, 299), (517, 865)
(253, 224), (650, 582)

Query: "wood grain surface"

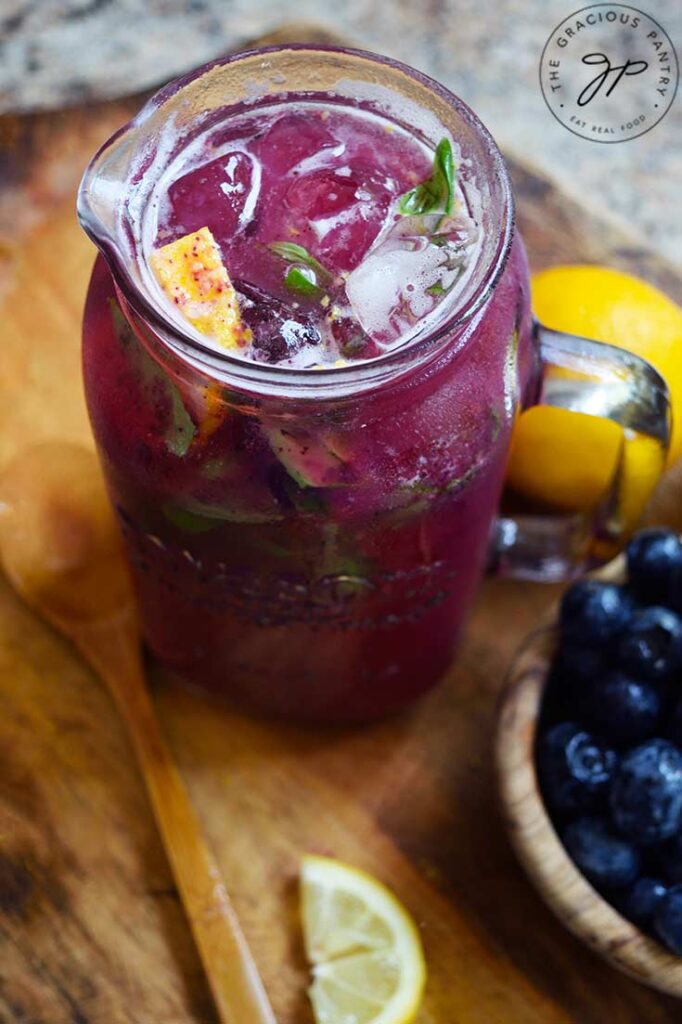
(2, 28), (682, 1024)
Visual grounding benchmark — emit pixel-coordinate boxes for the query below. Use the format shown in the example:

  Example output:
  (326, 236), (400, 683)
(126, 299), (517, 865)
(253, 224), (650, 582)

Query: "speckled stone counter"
(1, 0), (680, 268)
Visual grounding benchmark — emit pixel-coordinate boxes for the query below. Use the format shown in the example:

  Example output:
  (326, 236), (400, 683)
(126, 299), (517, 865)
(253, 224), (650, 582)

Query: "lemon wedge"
(150, 226), (251, 350)
(300, 854), (426, 1024)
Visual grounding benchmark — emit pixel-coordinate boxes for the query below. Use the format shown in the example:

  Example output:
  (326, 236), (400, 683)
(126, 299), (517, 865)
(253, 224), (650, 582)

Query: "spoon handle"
(74, 615), (277, 1024)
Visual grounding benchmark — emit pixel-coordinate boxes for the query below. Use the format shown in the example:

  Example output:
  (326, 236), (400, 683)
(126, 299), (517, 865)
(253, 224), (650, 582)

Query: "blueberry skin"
(563, 816), (640, 889)
(627, 529), (682, 608)
(670, 701), (682, 749)
(542, 646), (606, 725)
(655, 886), (682, 955)
(581, 671), (661, 747)
(610, 740), (682, 844)
(560, 581), (634, 647)
(554, 643), (605, 685)
(617, 606), (682, 682)
(647, 833), (682, 885)
(537, 722), (617, 816)
(617, 876), (668, 927)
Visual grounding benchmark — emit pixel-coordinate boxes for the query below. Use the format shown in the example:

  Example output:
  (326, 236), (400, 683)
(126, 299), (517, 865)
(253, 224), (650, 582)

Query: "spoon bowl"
(0, 442), (131, 623)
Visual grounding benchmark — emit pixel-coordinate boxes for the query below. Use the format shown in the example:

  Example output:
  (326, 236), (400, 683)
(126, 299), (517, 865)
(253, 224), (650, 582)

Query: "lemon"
(300, 854), (426, 1024)
(506, 265), (682, 519)
(150, 226), (252, 349)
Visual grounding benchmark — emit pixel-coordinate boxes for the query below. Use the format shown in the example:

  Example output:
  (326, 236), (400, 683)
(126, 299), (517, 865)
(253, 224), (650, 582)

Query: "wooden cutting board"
(2, 27), (682, 1024)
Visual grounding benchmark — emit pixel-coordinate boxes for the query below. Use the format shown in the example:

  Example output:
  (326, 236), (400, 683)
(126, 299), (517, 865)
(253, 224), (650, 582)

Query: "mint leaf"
(284, 266), (325, 299)
(426, 266), (462, 297)
(166, 390), (197, 457)
(109, 298), (197, 457)
(398, 138), (456, 220)
(163, 503), (222, 533)
(109, 297), (135, 347)
(163, 499), (282, 530)
(426, 279), (456, 297)
(268, 241), (332, 281)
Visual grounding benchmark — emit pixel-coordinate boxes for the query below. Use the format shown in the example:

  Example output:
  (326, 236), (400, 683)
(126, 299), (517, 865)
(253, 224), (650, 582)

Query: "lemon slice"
(300, 854), (426, 1024)
(150, 226), (251, 350)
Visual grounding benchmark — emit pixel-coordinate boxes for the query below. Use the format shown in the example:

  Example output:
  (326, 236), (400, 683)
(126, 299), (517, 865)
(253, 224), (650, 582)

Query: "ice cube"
(285, 169), (359, 220)
(297, 168), (394, 271)
(252, 113), (336, 174)
(166, 151), (259, 238)
(345, 209), (479, 341)
(345, 236), (445, 342)
(317, 210), (389, 272)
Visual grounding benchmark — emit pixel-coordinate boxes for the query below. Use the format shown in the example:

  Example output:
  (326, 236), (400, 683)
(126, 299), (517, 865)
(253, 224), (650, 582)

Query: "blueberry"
(542, 645), (606, 724)
(647, 833), (682, 885)
(563, 816), (640, 889)
(617, 876), (668, 927)
(554, 643), (606, 686)
(560, 580), (634, 647)
(670, 701), (682, 749)
(655, 886), (682, 954)
(617, 606), (682, 681)
(537, 723), (617, 816)
(610, 740), (682, 844)
(581, 671), (661, 746)
(627, 528), (682, 608)
(236, 280), (321, 363)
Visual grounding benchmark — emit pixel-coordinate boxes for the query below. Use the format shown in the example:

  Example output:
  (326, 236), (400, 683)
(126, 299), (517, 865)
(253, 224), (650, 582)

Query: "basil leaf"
(163, 503), (222, 533)
(280, 474), (328, 514)
(109, 298), (197, 457)
(284, 266), (325, 299)
(163, 499), (283, 530)
(426, 271), (461, 298)
(166, 390), (197, 457)
(318, 523), (372, 583)
(268, 241), (331, 281)
(398, 138), (456, 219)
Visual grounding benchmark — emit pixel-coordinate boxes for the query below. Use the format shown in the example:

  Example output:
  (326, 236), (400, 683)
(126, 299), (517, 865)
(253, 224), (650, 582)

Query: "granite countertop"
(1, 0), (680, 269)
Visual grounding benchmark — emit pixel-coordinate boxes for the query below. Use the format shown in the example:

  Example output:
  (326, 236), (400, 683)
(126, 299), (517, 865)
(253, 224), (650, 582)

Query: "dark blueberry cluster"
(537, 528), (682, 955)
(235, 280), (321, 364)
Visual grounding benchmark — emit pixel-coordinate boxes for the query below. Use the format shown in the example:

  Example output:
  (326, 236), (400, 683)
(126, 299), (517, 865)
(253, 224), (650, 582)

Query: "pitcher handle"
(490, 320), (671, 581)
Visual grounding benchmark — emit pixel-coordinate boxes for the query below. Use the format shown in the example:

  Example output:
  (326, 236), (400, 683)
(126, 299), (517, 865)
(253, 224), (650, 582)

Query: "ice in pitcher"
(148, 105), (480, 366)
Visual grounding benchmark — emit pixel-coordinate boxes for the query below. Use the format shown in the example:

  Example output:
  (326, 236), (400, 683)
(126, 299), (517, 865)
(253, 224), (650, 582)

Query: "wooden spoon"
(0, 441), (277, 1024)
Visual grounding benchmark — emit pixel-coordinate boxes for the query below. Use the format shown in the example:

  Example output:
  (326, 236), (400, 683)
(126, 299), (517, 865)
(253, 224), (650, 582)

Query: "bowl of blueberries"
(497, 528), (682, 996)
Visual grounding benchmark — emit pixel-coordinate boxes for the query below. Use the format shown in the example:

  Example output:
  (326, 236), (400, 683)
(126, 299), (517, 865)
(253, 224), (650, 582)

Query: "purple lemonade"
(81, 49), (533, 720)
(149, 104), (481, 365)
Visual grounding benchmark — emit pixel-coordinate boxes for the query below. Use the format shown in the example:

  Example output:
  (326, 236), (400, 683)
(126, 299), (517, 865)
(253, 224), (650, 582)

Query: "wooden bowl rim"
(496, 572), (682, 998)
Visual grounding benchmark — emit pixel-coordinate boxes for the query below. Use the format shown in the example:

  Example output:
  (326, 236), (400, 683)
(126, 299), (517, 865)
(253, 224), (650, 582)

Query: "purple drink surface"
(149, 105), (480, 366)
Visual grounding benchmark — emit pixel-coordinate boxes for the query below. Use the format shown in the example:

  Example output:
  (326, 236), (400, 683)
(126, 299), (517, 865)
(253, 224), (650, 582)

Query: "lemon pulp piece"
(150, 226), (251, 350)
(301, 854), (426, 1024)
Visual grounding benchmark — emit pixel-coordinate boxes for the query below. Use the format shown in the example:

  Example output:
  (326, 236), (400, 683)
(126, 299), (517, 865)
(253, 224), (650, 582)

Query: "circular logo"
(540, 4), (678, 142)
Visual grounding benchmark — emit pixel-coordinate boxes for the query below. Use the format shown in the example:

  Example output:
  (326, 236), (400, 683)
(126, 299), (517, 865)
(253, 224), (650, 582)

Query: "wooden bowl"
(496, 561), (682, 998)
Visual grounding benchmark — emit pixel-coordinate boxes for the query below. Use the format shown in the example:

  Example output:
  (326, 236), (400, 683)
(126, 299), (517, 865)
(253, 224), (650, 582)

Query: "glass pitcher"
(78, 46), (670, 721)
